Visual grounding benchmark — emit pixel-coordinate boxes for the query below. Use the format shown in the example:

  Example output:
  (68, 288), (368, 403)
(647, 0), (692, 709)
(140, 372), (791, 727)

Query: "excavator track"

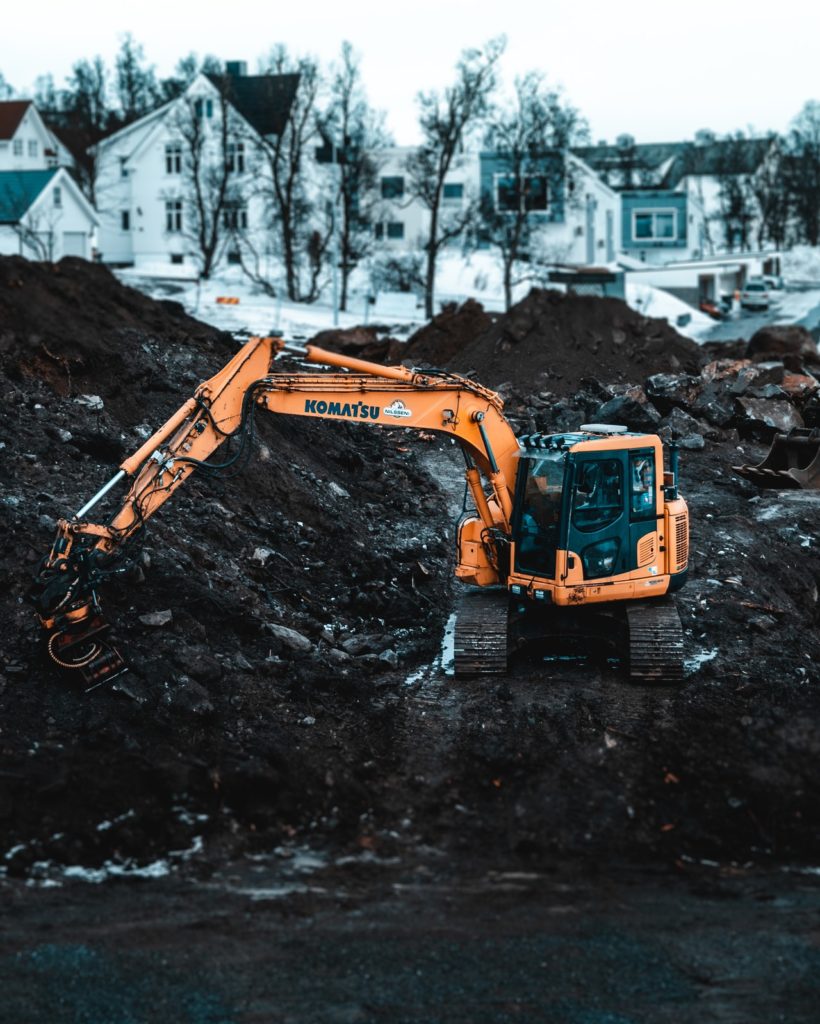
(626, 602), (684, 683)
(453, 588), (509, 677)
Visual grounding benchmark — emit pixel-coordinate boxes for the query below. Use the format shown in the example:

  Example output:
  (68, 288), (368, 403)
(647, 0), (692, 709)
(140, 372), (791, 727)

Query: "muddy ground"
(1, 259), (819, 1020)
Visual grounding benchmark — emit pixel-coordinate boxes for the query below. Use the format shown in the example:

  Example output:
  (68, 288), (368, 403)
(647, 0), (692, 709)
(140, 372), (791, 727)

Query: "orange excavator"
(31, 335), (689, 688)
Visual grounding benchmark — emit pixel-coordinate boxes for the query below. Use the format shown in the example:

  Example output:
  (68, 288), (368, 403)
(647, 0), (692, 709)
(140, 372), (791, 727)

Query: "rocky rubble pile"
(479, 323), (820, 451)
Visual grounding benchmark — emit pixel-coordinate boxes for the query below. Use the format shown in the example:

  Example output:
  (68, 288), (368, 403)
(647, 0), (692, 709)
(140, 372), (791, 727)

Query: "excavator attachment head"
(732, 428), (820, 490)
(46, 615), (127, 690)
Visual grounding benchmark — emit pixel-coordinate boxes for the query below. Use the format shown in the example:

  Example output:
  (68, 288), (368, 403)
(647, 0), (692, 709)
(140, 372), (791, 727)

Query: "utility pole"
(332, 141), (341, 326)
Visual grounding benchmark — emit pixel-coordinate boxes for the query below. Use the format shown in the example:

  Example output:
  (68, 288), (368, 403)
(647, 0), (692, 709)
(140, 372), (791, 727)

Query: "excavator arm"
(31, 335), (521, 685)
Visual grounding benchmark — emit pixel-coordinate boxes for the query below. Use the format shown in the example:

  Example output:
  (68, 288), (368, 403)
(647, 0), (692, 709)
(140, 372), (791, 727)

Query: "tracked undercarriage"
(454, 588), (684, 683)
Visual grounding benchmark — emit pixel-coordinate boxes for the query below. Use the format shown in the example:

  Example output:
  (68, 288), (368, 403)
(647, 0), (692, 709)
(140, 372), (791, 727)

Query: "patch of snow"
(625, 282), (714, 341)
(63, 859), (171, 883)
(684, 649), (719, 675)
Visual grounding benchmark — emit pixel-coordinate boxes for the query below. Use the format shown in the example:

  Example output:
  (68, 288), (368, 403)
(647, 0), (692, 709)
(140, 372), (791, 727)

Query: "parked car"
(740, 279), (770, 311)
(763, 274), (784, 291)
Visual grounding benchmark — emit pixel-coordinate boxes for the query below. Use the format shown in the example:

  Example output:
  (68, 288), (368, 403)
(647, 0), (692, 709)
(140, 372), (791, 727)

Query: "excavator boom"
(31, 336), (520, 684)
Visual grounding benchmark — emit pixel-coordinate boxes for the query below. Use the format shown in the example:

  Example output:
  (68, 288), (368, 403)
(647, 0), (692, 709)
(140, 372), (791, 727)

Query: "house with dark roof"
(575, 132), (776, 261)
(93, 63), (300, 270)
(0, 100), (74, 173)
(0, 167), (98, 260)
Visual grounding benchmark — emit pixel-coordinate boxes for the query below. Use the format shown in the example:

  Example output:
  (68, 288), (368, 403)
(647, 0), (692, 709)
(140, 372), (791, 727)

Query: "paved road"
(700, 285), (820, 343)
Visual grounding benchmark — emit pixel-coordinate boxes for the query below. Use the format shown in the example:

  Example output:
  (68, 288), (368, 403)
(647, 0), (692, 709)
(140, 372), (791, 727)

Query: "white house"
(94, 66), (299, 271)
(0, 100), (73, 172)
(367, 146), (476, 250)
(0, 167), (98, 260)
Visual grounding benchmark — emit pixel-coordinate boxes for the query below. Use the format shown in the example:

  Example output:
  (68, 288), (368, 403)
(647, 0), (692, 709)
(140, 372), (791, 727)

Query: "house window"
(28, 140), (38, 158)
(222, 201), (248, 230)
(53, 186), (62, 208)
(633, 209), (677, 241)
(374, 223), (384, 239)
(13, 139), (23, 156)
(165, 199), (183, 232)
(194, 98), (214, 119)
(165, 142), (182, 174)
(381, 176), (404, 200)
(227, 141), (245, 174)
(443, 182), (464, 200)
(387, 221), (404, 240)
(170, 254), (184, 265)
(121, 210), (130, 231)
(120, 157), (129, 178)
(495, 174), (548, 213)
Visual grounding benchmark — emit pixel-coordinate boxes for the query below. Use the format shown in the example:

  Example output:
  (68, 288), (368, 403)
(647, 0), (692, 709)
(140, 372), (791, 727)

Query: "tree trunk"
(503, 258), (513, 312)
(424, 203), (440, 319)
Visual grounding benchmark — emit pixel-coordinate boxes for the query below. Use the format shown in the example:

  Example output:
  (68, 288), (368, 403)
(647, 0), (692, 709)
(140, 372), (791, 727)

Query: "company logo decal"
(383, 400), (412, 419)
(304, 400), (380, 419)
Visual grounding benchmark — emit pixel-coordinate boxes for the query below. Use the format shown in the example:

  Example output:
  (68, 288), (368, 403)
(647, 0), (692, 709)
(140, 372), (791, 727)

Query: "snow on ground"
(625, 282), (714, 341)
(117, 265), (427, 340)
(118, 251), (815, 347)
(782, 245), (820, 285)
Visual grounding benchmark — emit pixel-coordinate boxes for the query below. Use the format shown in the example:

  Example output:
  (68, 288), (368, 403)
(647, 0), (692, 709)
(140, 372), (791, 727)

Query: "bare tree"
(712, 134), (757, 251)
(750, 136), (789, 248)
(254, 46), (323, 302)
(159, 53), (223, 103)
(168, 77), (241, 279)
(784, 101), (820, 246)
(407, 37), (505, 318)
(57, 57), (111, 203)
(115, 33), (159, 124)
(482, 72), (586, 310)
(322, 41), (389, 310)
(0, 71), (14, 100)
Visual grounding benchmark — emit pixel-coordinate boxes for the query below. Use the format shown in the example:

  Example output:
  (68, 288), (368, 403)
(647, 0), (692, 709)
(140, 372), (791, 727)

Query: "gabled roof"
(575, 137), (773, 190)
(206, 72), (300, 136)
(0, 168), (58, 222)
(0, 100), (32, 140)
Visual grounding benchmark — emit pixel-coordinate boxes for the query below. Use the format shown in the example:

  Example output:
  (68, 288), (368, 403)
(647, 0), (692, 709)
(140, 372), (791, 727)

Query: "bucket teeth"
(733, 428), (820, 490)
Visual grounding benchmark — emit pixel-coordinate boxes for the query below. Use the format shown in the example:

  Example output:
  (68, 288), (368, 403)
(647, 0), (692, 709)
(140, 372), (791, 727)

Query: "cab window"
(630, 452), (655, 517)
(572, 459), (623, 532)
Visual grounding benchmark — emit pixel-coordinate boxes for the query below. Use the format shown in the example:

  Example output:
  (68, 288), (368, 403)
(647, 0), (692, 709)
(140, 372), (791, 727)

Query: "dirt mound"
(401, 298), (496, 366)
(308, 324), (404, 363)
(0, 257), (818, 883)
(0, 256), (232, 422)
(443, 289), (702, 394)
(0, 255), (452, 869)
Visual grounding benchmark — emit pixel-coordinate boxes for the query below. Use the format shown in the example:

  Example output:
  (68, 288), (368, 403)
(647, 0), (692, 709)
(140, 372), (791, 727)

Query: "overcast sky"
(3, 0), (817, 144)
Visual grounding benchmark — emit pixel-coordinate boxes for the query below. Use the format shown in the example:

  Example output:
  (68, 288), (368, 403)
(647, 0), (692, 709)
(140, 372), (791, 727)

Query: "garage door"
(62, 232), (87, 258)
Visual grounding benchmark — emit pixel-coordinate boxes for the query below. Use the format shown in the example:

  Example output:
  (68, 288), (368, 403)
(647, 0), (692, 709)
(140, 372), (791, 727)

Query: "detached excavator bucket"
(732, 428), (820, 489)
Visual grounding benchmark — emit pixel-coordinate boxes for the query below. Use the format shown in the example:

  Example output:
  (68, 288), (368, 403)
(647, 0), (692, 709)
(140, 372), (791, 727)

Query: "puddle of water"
(404, 612), (455, 686)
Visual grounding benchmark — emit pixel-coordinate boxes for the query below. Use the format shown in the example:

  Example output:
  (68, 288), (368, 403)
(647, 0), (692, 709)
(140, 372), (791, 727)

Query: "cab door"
(565, 449), (658, 581)
(566, 452), (628, 580)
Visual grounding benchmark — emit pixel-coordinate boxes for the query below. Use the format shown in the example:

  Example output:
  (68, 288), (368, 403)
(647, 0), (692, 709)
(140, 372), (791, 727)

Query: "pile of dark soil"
(400, 298), (496, 366)
(0, 257), (452, 870)
(445, 289), (702, 394)
(0, 258), (819, 883)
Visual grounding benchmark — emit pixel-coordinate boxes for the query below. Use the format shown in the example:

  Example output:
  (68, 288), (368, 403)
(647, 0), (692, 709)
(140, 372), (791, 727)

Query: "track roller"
(453, 587), (509, 677)
(626, 602), (684, 683)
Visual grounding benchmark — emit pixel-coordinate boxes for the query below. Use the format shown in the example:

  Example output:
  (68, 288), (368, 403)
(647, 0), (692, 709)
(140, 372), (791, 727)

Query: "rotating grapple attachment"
(30, 530), (128, 690)
(732, 428), (820, 490)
